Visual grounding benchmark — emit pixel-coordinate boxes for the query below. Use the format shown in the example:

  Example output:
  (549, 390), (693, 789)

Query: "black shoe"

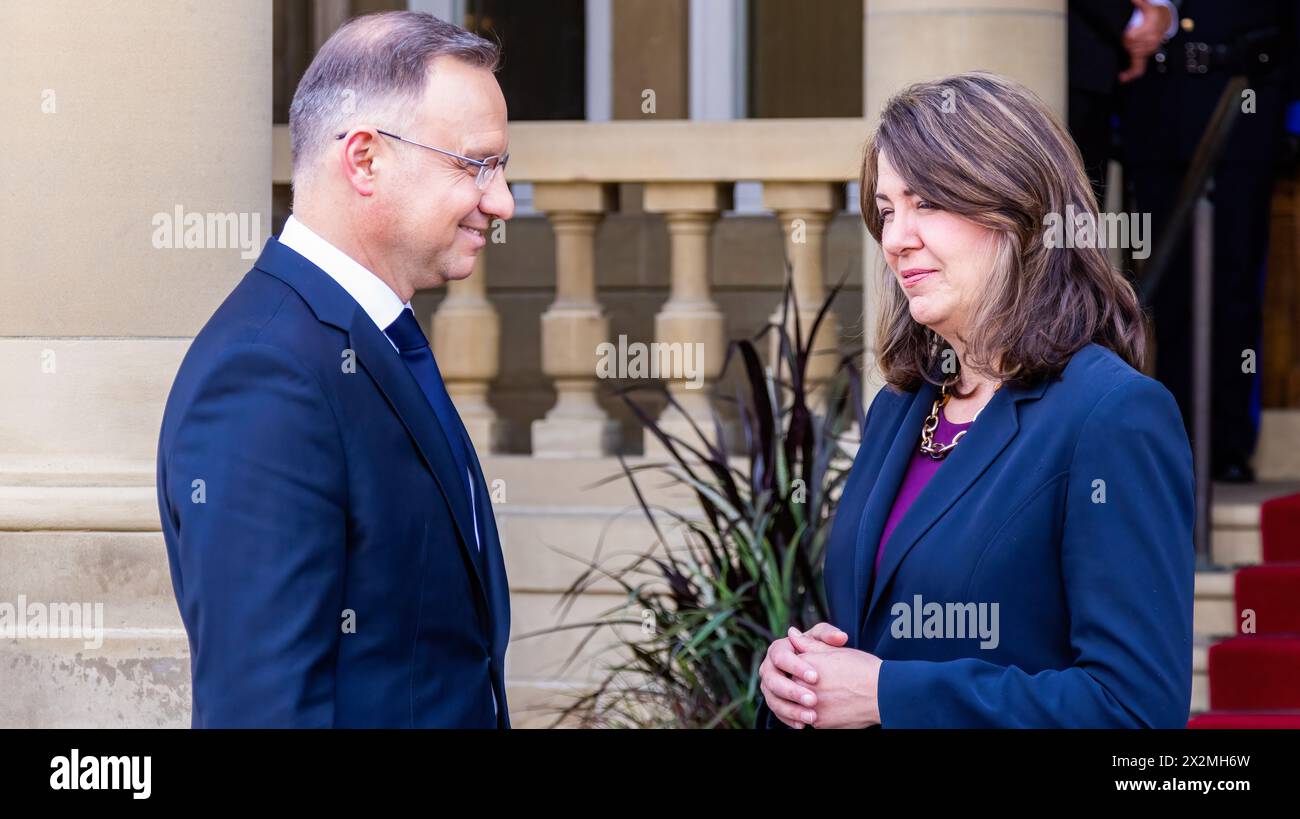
(1212, 458), (1255, 484)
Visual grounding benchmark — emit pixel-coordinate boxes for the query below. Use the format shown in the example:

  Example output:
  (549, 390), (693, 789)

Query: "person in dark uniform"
(1068, 0), (1175, 202)
(1119, 0), (1299, 483)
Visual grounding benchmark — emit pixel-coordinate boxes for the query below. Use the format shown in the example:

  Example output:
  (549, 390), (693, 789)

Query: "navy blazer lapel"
(253, 238), (358, 332)
(347, 312), (488, 601)
(465, 439), (510, 655)
(851, 384), (936, 637)
(860, 377), (1051, 631)
(253, 238), (489, 604)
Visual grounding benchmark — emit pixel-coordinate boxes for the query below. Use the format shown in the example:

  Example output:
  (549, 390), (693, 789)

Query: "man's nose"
(480, 171), (515, 222)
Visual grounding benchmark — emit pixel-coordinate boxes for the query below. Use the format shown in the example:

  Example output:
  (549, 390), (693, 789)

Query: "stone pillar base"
(532, 417), (622, 458)
(463, 415), (507, 457)
(642, 387), (738, 459)
(642, 419), (742, 459)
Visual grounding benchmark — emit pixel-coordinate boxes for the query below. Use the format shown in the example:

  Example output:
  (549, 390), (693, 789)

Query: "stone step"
(1255, 409), (1300, 482)
(1192, 642), (1209, 715)
(0, 630), (191, 728)
(6, 456), (1296, 566)
(2, 612), (1216, 726)
(0, 564), (1227, 727)
(2, 455), (1291, 727)
(1207, 479), (1300, 566)
(0, 484), (1277, 631)
(1194, 570), (1237, 640)
(0, 626), (612, 728)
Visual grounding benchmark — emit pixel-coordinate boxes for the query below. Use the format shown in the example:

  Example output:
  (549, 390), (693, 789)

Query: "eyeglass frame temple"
(333, 128), (509, 186)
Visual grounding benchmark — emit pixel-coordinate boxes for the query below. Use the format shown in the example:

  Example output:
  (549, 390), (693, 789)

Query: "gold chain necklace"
(919, 379), (1002, 461)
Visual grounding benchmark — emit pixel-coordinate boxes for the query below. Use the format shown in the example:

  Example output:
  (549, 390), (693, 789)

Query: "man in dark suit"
(1118, 0), (1298, 482)
(156, 11), (515, 727)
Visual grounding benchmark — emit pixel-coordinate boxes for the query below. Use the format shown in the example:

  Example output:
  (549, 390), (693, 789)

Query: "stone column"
(531, 182), (620, 457)
(0, 0), (270, 490)
(0, 0), (271, 728)
(764, 182), (845, 398)
(432, 252), (504, 453)
(642, 182), (732, 453)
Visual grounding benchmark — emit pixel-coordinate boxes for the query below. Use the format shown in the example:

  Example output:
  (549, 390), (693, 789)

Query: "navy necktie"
(383, 308), (478, 546)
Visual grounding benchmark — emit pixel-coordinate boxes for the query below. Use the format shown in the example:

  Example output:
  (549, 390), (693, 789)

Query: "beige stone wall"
(0, 0), (271, 477)
(0, 2), (270, 339)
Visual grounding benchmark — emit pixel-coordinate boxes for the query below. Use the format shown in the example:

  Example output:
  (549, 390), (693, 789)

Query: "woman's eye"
(917, 200), (936, 210)
(880, 209), (894, 220)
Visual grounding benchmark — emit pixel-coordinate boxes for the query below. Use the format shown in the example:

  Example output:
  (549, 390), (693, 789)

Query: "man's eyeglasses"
(334, 128), (509, 191)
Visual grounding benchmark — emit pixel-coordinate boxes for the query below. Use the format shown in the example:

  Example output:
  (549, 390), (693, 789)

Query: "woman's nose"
(882, 211), (922, 256)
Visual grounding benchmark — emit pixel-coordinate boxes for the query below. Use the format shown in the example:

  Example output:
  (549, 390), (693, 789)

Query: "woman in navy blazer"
(757, 72), (1195, 729)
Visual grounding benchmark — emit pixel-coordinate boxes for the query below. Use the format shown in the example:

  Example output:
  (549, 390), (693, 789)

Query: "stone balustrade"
(275, 119), (866, 456)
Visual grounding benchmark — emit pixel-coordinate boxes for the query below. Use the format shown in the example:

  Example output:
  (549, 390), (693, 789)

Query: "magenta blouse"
(874, 406), (975, 575)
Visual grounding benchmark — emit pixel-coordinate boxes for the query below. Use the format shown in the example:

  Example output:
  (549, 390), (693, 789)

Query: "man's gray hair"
(288, 11), (499, 186)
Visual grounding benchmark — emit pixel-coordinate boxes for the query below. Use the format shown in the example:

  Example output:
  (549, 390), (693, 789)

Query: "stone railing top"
(272, 118), (869, 186)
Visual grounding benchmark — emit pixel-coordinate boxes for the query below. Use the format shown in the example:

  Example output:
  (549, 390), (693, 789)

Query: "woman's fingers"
(760, 678), (817, 728)
(761, 664), (817, 707)
(760, 641), (819, 728)
(769, 637), (819, 684)
(787, 624), (846, 654)
(803, 622), (849, 646)
(787, 629), (819, 654)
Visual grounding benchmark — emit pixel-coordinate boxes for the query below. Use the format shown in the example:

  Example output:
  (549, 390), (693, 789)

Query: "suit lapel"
(462, 437), (510, 726)
(463, 439), (510, 654)
(858, 377), (1050, 632)
(254, 238), (489, 606)
(348, 315), (489, 603)
(851, 384), (935, 636)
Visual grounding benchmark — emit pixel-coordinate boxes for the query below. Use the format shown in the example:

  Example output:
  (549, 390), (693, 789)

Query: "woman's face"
(874, 150), (998, 344)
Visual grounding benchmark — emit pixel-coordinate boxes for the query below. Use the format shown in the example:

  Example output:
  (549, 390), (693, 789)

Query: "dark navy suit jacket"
(760, 343), (1195, 728)
(157, 238), (511, 728)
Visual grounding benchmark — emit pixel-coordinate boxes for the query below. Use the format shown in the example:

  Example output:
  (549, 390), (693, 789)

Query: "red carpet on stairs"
(1260, 494), (1300, 563)
(1189, 493), (1300, 729)
(1204, 636), (1300, 710)
(1235, 564), (1300, 635)
(1187, 711), (1300, 729)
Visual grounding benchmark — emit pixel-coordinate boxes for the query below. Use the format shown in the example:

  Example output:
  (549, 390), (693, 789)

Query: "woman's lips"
(901, 268), (935, 288)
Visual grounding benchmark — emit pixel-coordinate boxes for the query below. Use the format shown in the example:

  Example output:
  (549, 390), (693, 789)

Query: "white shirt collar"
(278, 214), (411, 342)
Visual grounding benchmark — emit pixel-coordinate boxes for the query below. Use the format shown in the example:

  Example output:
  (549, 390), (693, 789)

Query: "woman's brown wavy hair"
(860, 71), (1147, 396)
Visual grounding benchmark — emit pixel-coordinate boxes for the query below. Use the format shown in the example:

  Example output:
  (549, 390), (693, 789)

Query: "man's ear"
(339, 129), (379, 196)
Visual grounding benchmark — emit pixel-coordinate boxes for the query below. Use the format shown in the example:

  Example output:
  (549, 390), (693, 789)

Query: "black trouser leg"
(1129, 160), (1270, 471)
(1129, 161), (1191, 424)
(1207, 161), (1271, 468)
(1069, 87), (1115, 206)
